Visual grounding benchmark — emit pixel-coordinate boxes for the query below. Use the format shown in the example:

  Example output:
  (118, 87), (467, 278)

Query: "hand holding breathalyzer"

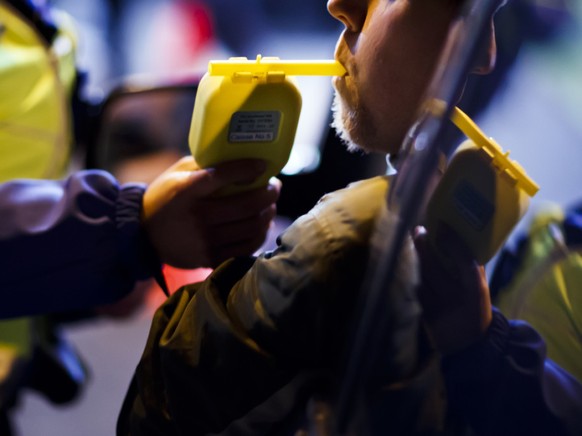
(413, 223), (492, 354)
(416, 106), (539, 353)
(142, 156), (280, 268)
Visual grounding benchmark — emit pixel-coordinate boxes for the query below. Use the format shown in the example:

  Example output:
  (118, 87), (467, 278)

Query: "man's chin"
(331, 122), (360, 154)
(331, 95), (361, 153)
(331, 93), (387, 155)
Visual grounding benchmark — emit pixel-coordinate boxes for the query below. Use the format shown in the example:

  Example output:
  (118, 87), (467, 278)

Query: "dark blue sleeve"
(0, 170), (159, 318)
(442, 308), (582, 436)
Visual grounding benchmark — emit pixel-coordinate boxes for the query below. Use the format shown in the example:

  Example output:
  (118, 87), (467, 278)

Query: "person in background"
(414, 220), (582, 436)
(0, 1), (280, 434)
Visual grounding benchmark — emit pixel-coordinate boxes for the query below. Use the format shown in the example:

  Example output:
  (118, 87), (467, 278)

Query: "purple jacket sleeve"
(442, 308), (582, 436)
(0, 170), (159, 318)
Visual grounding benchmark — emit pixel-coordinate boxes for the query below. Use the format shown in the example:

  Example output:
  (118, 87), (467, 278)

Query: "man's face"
(328, 0), (497, 155)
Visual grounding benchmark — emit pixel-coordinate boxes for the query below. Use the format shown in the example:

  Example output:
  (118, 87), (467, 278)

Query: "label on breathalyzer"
(228, 111), (281, 143)
(453, 180), (494, 231)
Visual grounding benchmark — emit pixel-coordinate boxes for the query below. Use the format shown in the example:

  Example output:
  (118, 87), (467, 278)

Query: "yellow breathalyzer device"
(425, 107), (540, 265)
(188, 55), (346, 195)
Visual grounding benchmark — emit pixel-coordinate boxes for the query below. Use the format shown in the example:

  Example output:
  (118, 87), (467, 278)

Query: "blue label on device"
(453, 180), (494, 230)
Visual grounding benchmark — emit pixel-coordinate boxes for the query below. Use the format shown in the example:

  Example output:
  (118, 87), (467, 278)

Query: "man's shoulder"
(316, 175), (392, 212)
(276, 175), (393, 255)
(291, 175), (393, 243)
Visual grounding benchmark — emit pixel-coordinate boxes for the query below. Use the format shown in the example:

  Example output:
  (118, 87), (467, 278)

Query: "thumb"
(178, 159), (268, 198)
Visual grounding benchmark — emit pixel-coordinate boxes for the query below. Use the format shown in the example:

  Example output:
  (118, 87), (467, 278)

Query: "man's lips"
(332, 74), (347, 95)
(337, 60), (349, 76)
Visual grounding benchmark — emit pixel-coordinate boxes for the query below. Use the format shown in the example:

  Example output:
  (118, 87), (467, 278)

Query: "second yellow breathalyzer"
(188, 55), (346, 195)
(425, 107), (540, 265)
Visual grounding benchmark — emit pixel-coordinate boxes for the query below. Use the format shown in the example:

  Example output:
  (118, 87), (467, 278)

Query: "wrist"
(117, 183), (161, 281)
(441, 308), (510, 380)
(426, 302), (493, 355)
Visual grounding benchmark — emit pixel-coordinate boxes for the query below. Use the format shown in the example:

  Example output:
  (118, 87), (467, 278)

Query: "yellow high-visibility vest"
(495, 207), (582, 382)
(0, 1), (77, 181)
(0, 2), (80, 406)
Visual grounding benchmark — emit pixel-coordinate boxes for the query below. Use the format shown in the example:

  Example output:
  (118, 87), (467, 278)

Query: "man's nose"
(327, 0), (366, 33)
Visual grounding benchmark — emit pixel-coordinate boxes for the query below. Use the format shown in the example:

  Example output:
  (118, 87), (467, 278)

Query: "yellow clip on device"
(425, 106), (540, 265)
(189, 55), (346, 195)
